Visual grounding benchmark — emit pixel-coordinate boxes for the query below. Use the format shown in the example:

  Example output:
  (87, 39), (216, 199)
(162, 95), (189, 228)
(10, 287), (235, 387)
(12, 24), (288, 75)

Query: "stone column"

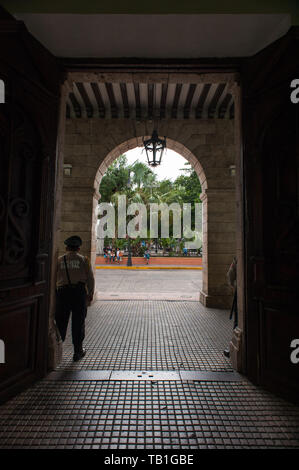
(59, 186), (98, 267)
(200, 188), (236, 309)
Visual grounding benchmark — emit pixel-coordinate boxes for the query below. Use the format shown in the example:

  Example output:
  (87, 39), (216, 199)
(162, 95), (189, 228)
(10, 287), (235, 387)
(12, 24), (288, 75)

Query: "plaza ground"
(0, 270), (298, 449)
(94, 267), (203, 301)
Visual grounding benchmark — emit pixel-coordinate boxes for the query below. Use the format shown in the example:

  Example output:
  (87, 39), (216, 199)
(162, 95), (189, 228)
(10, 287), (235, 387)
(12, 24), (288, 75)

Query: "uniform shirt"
(56, 252), (95, 297)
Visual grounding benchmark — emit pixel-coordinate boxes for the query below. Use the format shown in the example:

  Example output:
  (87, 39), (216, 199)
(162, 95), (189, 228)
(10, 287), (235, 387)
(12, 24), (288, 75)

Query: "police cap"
(64, 236), (82, 248)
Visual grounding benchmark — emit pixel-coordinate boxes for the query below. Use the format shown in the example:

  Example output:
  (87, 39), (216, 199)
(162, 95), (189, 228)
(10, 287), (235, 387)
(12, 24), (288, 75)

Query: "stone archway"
(94, 137), (207, 260)
(60, 118), (236, 309)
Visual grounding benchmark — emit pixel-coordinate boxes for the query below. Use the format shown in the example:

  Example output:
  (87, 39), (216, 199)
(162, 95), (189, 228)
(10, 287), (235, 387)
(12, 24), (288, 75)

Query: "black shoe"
(73, 348), (86, 362)
(223, 349), (230, 358)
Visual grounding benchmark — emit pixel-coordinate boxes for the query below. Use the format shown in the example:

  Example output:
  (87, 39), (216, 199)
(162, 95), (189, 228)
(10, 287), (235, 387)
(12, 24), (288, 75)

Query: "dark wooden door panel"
(0, 11), (62, 403)
(260, 305), (299, 400)
(242, 28), (299, 402)
(0, 299), (38, 384)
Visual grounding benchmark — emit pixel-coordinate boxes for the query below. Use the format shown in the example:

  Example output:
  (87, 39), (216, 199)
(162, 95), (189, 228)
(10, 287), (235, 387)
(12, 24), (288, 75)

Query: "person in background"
(223, 256), (238, 358)
(55, 236), (95, 362)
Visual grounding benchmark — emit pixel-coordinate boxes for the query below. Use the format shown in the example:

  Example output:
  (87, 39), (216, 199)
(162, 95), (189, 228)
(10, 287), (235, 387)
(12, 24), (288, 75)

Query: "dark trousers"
(55, 284), (87, 353)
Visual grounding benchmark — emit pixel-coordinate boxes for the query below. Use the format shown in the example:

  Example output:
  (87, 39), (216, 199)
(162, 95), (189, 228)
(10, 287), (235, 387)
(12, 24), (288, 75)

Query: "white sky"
(123, 147), (190, 181)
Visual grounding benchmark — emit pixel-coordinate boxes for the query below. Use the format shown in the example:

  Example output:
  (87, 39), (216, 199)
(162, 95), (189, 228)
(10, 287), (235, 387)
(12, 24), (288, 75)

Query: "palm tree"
(130, 161), (154, 190)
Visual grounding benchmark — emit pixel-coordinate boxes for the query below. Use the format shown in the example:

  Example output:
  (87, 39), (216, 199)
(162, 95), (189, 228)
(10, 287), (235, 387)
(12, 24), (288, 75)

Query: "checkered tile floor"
(56, 301), (233, 371)
(1, 300), (299, 450)
(0, 380), (298, 449)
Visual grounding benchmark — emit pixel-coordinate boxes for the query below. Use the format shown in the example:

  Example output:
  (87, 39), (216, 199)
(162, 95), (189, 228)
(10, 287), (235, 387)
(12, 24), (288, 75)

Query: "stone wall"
(60, 118), (236, 308)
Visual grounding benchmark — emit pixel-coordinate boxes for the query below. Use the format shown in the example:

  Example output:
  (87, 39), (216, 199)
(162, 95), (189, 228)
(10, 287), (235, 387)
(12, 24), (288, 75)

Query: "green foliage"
(98, 155), (202, 254)
(99, 154), (130, 203)
(130, 160), (154, 190)
(173, 162), (202, 204)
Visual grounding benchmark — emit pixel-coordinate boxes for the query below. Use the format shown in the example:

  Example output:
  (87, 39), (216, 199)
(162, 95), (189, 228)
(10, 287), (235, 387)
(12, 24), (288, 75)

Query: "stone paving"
(95, 268), (202, 301)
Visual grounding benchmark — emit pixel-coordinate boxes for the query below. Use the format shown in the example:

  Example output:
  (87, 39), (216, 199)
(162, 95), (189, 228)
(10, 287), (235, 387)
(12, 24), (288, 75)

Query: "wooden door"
(242, 28), (299, 403)
(0, 9), (62, 403)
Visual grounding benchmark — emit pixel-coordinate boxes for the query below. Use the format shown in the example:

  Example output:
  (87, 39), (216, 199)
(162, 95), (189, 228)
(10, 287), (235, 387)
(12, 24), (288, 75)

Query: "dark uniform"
(223, 257), (238, 358)
(55, 236), (95, 361)
(227, 257), (238, 329)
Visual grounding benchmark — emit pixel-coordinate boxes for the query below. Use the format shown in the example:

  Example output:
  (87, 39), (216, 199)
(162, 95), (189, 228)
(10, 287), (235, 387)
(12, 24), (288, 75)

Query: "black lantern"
(143, 130), (166, 167)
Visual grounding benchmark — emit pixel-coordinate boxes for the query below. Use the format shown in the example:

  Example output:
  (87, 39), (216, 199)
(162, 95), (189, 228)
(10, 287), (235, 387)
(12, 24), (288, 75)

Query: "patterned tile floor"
(56, 301), (233, 371)
(1, 300), (299, 449)
(0, 380), (299, 449)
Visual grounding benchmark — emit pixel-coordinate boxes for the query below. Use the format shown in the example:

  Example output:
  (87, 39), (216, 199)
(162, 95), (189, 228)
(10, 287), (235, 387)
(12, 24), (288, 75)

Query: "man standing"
(223, 257), (238, 358)
(55, 236), (95, 361)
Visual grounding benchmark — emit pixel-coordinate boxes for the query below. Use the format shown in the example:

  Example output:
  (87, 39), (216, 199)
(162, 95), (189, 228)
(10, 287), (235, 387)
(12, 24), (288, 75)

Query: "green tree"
(173, 163), (202, 205)
(98, 155), (202, 255)
(99, 154), (130, 203)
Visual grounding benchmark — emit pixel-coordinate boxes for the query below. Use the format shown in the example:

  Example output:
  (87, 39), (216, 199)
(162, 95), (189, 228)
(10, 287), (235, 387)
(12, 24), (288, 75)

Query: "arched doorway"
(94, 138), (207, 297)
(57, 130), (238, 376)
(60, 122), (237, 311)
(1, 7), (299, 411)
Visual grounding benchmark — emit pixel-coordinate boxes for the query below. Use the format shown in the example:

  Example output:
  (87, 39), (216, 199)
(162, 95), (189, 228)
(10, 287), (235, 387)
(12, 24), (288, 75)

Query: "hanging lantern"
(143, 130), (166, 167)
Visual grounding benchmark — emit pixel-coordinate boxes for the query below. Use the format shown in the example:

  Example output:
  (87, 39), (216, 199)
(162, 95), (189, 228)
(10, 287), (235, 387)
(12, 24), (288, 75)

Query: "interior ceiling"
(11, 12), (290, 122)
(67, 81), (234, 121)
(14, 13), (291, 58)
(4, 0), (298, 16)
